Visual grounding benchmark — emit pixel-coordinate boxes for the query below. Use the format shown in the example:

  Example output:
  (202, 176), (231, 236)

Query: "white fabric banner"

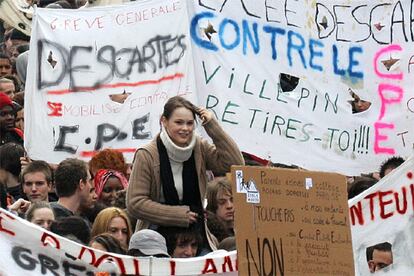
(0, 208), (237, 275)
(349, 156), (414, 275)
(25, 0), (197, 164)
(189, 0), (414, 175)
(25, 0), (414, 175)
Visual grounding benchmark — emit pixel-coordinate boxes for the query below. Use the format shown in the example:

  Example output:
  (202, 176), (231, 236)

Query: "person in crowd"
(206, 177), (235, 238)
(77, 184), (100, 227)
(25, 201), (55, 230)
(4, 75), (20, 95)
(205, 210), (231, 243)
(0, 92), (23, 146)
(91, 207), (132, 250)
(51, 158), (96, 219)
(366, 242), (393, 273)
(127, 229), (170, 257)
(379, 156), (405, 178)
(126, 96), (244, 252)
(0, 54), (12, 77)
(9, 43), (29, 69)
(0, 172), (8, 209)
(14, 104), (23, 131)
(89, 148), (129, 179)
(12, 91), (23, 107)
(12, 91), (24, 131)
(348, 176), (377, 199)
(3, 29), (30, 63)
(89, 233), (126, 254)
(0, 142), (24, 199)
(0, 78), (15, 99)
(20, 160), (53, 203)
(15, 51), (28, 86)
(88, 149), (131, 224)
(94, 169), (128, 207)
(218, 236), (236, 251)
(50, 216), (91, 245)
(158, 226), (202, 258)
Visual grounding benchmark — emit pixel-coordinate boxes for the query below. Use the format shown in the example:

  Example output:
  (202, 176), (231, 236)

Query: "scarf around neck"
(157, 132), (202, 212)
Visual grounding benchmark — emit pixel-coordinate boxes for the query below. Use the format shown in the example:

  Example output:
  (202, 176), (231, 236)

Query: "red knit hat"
(0, 92), (13, 110)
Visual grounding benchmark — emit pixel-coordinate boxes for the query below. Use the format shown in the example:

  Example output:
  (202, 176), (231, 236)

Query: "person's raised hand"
(196, 107), (213, 124)
(9, 198), (31, 214)
(20, 156), (32, 172)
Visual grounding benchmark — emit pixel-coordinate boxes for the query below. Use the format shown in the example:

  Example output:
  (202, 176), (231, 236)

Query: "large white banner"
(25, 0), (414, 175)
(349, 156), (414, 275)
(0, 208), (237, 275)
(189, 0), (414, 175)
(25, 0), (196, 164)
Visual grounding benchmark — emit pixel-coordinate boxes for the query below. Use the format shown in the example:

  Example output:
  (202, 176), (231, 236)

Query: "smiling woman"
(91, 207), (132, 250)
(126, 96), (244, 253)
(93, 169), (128, 207)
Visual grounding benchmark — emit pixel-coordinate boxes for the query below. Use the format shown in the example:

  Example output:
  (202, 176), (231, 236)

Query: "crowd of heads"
(1, 143), (401, 262)
(0, 146), (238, 258)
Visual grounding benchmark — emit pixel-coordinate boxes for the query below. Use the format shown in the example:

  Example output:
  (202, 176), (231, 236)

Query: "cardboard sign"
(231, 166), (354, 275)
(349, 156), (414, 275)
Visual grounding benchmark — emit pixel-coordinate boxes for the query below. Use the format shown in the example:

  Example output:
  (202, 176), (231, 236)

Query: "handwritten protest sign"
(189, 0), (414, 175)
(0, 208), (237, 275)
(25, 0), (196, 164)
(349, 156), (414, 275)
(25, 0), (414, 175)
(231, 166), (354, 275)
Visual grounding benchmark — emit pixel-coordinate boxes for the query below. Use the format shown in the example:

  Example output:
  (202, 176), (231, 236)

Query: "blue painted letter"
(190, 12), (218, 51)
(348, 46), (364, 79)
(309, 39), (324, 72)
(287, 31), (307, 68)
(219, 19), (241, 50)
(263, 25), (286, 60)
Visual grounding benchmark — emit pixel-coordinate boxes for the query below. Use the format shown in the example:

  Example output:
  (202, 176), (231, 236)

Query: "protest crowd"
(0, 0), (409, 275)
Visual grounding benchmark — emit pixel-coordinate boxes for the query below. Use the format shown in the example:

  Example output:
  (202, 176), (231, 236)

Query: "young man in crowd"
(21, 160), (53, 203)
(0, 78), (15, 99)
(0, 54), (12, 78)
(366, 242), (393, 273)
(206, 177), (235, 236)
(158, 226), (202, 258)
(51, 158), (97, 219)
(0, 92), (23, 146)
(379, 156), (405, 178)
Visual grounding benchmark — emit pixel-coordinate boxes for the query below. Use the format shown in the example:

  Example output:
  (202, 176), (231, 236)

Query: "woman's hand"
(9, 198), (31, 214)
(187, 210), (199, 224)
(197, 107), (213, 124)
(20, 156), (32, 172)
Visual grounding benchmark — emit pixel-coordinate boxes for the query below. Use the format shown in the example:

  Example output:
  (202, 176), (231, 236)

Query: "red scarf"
(94, 169), (128, 198)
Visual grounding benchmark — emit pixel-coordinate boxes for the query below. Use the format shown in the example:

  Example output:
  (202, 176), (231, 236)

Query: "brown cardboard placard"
(231, 166), (354, 275)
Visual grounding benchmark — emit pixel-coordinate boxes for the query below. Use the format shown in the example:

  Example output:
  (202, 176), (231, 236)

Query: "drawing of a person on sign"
(246, 180), (260, 204)
(235, 170), (247, 193)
